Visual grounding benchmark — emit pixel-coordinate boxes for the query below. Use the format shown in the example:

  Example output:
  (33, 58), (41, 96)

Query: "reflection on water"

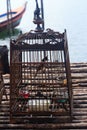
(0, 28), (21, 40)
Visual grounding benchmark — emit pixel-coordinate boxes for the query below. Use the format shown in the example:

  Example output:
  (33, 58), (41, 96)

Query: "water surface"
(0, 0), (87, 62)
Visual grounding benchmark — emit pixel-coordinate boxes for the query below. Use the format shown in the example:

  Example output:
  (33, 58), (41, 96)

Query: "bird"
(41, 56), (48, 62)
(34, 56), (48, 77)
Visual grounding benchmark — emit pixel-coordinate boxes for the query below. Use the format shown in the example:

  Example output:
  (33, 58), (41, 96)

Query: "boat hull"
(0, 2), (27, 32)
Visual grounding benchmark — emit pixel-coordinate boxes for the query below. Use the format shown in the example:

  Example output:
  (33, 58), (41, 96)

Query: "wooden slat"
(0, 62), (87, 129)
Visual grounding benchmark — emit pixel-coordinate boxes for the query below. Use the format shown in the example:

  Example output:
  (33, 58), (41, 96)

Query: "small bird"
(34, 56), (48, 77)
(41, 56), (48, 62)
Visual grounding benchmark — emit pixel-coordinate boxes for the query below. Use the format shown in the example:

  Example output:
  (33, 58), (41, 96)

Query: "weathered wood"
(0, 123), (87, 129)
(0, 62), (87, 129)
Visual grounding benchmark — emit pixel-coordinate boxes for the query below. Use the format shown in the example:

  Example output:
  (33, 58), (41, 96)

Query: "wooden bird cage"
(10, 29), (73, 123)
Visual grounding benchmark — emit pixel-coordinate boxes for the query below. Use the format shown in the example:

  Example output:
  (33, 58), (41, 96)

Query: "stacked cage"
(10, 30), (73, 123)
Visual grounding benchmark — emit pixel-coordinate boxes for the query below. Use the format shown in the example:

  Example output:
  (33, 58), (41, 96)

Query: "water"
(0, 0), (87, 63)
